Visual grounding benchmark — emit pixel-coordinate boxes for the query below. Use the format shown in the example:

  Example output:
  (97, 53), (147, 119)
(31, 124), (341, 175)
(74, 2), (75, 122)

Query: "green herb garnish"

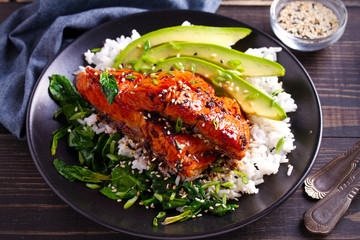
(234, 170), (249, 184)
(227, 60), (245, 72)
(86, 183), (101, 189)
(90, 48), (101, 53)
(124, 195), (139, 209)
(175, 116), (183, 133)
(174, 139), (183, 150)
(142, 57), (156, 64)
(125, 75), (138, 80)
(271, 89), (284, 97)
(213, 119), (219, 130)
(169, 41), (183, 50)
(100, 69), (119, 105)
(174, 62), (184, 71)
(191, 63), (196, 74)
(153, 217), (158, 227)
(245, 92), (259, 100)
(144, 40), (151, 52)
(276, 137), (285, 154)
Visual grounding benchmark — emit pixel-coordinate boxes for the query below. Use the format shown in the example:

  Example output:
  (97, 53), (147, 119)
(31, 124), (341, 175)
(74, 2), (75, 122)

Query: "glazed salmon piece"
(75, 67), (219, 178)
(121, 71), (250, 159)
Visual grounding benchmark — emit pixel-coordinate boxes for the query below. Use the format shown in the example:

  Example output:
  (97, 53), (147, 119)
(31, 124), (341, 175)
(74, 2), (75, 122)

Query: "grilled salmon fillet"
(121, 71), (250, 160)
(75, 67), (219, 177)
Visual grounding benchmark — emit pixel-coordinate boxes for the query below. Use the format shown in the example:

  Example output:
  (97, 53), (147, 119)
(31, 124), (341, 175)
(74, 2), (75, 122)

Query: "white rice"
(79, 25), (297, 200)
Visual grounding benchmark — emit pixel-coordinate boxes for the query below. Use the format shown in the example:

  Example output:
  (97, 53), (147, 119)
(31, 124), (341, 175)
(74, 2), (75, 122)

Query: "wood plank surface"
(0, 1), (359, 239)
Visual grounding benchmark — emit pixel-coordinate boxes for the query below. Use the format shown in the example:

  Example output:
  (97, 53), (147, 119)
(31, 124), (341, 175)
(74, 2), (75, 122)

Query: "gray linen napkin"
(0, 0), (221, 140)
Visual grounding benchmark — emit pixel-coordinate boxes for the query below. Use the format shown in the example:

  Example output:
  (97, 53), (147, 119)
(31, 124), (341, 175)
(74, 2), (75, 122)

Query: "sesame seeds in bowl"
(270, 0), (347, 51)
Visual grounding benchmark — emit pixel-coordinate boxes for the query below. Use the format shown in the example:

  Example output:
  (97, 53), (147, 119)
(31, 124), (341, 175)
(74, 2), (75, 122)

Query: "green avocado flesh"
(113, 25), (251, 69)
(152, 57), (287, 121)
(134, 42), (285, 77)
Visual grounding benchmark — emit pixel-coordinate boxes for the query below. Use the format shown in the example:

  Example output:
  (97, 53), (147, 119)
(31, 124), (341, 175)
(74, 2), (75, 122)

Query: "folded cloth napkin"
(0, 0), (221, 140)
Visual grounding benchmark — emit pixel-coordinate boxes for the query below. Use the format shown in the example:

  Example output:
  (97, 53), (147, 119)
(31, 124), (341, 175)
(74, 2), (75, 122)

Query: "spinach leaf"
(140, 196), (158, 207)
(110, 165), (147, 192)
(79, 149), (94, 166)
(51, 126), (68, 156)
(93, 133), (109, 154)
(90, 156), (108, 175)
(68, 125), (95, 150)
(101, 133), (122, 161)
(161, 197), (189, 210)
(207, 203), (238, 216)
(100, 70), (119, 105)
(49, 74), (78, 102)
(182, 181), (201, 200)
(49, 74), (89, 108)
(150, 175), (177, 195)
(100, 186), (137, 200)
(163, 200), (204, 225)
(53, 158), (110, 183)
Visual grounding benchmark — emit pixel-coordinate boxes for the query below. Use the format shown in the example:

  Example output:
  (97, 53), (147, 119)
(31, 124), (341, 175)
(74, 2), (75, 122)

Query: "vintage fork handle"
(304, 140), (360, 199)
(303, 167), (360, 234)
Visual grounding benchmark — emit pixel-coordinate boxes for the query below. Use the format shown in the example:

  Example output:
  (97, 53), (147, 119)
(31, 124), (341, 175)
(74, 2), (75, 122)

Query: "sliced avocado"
(153, 57), (287, 121)
(113, 25), (251, 69)
(134, 42), (285, 77)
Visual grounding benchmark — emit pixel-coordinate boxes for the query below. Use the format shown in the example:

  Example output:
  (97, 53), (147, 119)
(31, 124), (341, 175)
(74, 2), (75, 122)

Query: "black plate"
(26, 10), (322, 239)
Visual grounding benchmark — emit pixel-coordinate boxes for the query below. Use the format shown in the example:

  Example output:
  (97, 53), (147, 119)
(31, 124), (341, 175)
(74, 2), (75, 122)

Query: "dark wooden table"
(1, 1), (359, 239)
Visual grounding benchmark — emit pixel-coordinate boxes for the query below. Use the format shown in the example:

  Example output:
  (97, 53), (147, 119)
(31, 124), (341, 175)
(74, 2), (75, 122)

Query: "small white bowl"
(270, 0), (348, 51)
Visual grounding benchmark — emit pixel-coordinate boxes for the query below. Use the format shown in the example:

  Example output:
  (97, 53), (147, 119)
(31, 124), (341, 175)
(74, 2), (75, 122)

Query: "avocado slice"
(113, 25), (251, 69)
(134, 42), (285, 77)
(152, 57), (287, 121)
